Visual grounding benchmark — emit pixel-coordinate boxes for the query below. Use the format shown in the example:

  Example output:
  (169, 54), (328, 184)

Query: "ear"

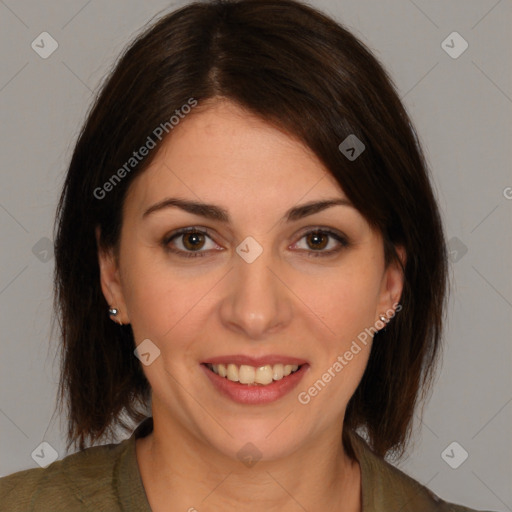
(95, 226), (130, 325)
(375, 244), (406, 324)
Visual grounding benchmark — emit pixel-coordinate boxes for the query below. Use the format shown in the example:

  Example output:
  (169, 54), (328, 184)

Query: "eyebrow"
(142, 196), (354, 223)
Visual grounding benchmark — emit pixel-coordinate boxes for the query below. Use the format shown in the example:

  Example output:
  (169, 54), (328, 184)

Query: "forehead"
(125, 100), (346, 211)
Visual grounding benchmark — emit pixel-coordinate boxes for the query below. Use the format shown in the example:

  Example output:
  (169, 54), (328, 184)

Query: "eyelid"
(293, 225), (348, 242)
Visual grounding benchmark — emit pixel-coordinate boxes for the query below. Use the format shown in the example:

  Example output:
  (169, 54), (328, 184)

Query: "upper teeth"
(208, 363), (300, 385)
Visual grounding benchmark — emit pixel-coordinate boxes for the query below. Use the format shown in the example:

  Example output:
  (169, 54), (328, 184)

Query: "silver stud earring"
(108, 307), (123, 326)
(379, 314), (388, 323)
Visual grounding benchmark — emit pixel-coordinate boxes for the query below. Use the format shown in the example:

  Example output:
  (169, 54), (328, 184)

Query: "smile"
(205, 363), (301, 386)
(201, 362), (309, 405)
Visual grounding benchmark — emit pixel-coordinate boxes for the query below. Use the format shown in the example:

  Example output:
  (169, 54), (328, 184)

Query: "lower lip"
(201, 363), (309, 405)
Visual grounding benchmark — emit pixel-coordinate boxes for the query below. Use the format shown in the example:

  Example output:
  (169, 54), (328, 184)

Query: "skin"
(98, 99), (405, 512)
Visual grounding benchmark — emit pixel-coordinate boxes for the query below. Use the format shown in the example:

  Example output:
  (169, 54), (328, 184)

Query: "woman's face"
(99, 99), (404, 461)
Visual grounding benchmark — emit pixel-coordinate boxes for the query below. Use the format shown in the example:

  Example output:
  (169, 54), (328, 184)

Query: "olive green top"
(0, 417), (496, 511)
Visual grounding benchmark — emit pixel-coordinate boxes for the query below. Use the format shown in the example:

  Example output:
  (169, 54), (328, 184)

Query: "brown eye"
(292, 228), (349, 258)
(305, 231), (329, 251)
(182, 231), (206, 251)
(162, 227), (220, 259)
(163, 226), (348, 260)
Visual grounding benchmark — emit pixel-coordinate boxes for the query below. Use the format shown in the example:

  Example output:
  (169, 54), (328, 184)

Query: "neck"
(135, 412), (362, 512)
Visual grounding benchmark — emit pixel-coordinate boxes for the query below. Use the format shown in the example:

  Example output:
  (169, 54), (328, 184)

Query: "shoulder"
(348, 431), (498, 512)
(0, 439), (129, 512)
(374, 457), (490, 512)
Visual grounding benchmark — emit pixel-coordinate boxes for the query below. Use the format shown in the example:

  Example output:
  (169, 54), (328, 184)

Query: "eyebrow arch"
(142, 196), (354, 223)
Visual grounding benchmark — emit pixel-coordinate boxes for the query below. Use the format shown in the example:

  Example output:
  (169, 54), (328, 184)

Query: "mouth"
(203, 362), (304, 386)
(200, 360), (309, 404)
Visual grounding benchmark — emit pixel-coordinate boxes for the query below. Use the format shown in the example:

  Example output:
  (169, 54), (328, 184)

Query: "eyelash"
(162, 226), (349, 259)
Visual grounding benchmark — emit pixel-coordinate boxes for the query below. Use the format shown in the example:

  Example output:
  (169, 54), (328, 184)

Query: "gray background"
(0, 0), (510, 510)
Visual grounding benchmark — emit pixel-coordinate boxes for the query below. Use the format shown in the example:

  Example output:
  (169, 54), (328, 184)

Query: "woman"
(0, 0), (497, 510)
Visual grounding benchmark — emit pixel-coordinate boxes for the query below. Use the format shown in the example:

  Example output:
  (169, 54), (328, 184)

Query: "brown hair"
(53, 0), (449, 459)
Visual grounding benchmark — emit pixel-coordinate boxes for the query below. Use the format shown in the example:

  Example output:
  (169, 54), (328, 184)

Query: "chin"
(201, 419), (306, 463)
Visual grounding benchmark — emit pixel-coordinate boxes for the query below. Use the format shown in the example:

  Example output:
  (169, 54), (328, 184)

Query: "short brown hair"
(54, 0), (449, 459)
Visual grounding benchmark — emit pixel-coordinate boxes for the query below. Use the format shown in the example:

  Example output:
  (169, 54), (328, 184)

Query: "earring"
(108, 307), (123, 326)
(377, 303), (401, 331)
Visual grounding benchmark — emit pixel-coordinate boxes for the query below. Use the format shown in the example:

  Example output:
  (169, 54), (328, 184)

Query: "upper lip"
(202, 355), (308, 366)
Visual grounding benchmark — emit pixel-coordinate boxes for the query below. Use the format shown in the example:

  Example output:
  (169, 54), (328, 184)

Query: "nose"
(219, 244), (293, 340)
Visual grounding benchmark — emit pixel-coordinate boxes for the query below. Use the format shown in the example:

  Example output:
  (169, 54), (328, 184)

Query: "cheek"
(120, 248), (216, 343)
(295, 262), (382, 345)
(118, 242), (171, 338)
